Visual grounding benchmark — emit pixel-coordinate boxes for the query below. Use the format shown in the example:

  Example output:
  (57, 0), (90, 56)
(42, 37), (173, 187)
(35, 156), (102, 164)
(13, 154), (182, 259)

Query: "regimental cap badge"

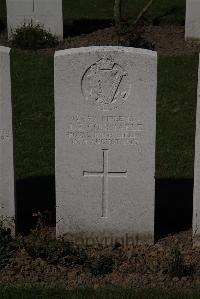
(82, 56), (131, 111)
(97, 57), (115, 70)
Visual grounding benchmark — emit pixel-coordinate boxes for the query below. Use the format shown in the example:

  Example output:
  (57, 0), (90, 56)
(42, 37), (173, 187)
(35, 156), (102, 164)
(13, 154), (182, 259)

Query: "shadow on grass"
(0, 20), (6, 33)
(16, 176), (56, 235)
(64, 19), (113, 38)
(155, 179), (193, 241)
(16, 177), (193, 241)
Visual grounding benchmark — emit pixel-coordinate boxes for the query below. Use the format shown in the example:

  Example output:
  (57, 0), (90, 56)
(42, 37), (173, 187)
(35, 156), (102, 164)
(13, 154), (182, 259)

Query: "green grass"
(64, 0), (186, 25)
(145, 0), (185, 25)
(10, 50), (198, 180)
(64, 0), (149, 21)
(0, 0), (186, 25)
(156, 55), (198, 178)
(0, 288), (200, 299)
(11, 50), (54, 180)
(0, 0), (6, 25)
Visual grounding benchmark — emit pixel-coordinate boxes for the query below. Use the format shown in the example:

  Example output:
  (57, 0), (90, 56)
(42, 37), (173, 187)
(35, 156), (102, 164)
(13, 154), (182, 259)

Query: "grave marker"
(55, 47), (157, 245)
(193, 54), (200, 246)
(0, 47), (15, 232)
(6, 0), (63, 39)
(185, 0), (200, 40)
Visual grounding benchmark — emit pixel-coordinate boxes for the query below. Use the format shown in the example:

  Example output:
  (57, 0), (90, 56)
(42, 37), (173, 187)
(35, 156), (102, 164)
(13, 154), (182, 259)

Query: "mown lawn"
(11, 50), (198, 180)
(156, 55), (198, 178)
(0, 0), (186, 25)
(0, 288), (200, 299)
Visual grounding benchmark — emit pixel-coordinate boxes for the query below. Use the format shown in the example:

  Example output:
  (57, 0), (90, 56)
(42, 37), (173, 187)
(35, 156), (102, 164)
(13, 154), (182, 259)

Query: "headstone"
(193, 54), (200, 246)
(185, 0), (200, 40)
(6, 0), (63, 39)
(55, 47), (157, 246)
(0, 47), (15, 232)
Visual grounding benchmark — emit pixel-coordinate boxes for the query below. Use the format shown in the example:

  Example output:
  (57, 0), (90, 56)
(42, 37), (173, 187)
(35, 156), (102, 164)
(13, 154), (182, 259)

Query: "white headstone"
(185, 0), (200, 40)
(0, 47), (15, 232)
(55, 47), (157, 245)
(193, 55), (200, 246)
(6, 0), (63, 39)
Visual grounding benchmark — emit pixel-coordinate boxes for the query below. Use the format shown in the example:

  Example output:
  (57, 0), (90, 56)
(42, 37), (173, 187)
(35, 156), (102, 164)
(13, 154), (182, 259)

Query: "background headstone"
(193, 54), (200, 246)
(55, 47), (157, 245)
(185, 0), (200, 40)
(6, 0), (63, 39)
(0, 47), (15, 232)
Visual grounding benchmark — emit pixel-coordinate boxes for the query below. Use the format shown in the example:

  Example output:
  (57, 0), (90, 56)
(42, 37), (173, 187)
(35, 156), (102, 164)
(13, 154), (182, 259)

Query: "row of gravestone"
(3, 0), (200, 41)
(0, 45), (199, 246)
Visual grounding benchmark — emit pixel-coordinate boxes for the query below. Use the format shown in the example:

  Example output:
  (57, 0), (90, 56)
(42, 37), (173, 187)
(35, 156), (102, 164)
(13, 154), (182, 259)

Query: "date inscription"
(65, 115), (143, 147)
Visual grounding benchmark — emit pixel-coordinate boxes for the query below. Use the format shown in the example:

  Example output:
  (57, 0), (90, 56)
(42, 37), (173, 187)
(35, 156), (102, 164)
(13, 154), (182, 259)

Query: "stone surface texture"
(0, 47), (15, 230)
(185, 0), (200, 40)
(55, 47), (157, 244)
(6, 0), (63, 39)
(193, 54), (200, 246)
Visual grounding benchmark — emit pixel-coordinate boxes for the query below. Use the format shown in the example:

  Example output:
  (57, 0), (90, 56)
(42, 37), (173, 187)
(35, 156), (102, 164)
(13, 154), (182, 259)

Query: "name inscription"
(0, 129), (10, 141)
(65, 115), (143, 147)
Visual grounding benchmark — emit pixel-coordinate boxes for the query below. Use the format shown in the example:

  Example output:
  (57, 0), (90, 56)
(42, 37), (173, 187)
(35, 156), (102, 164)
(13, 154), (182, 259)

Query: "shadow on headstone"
(16, 176), (56, 235)
(155, 179), (193, 241)
(64, 19), (113, 38)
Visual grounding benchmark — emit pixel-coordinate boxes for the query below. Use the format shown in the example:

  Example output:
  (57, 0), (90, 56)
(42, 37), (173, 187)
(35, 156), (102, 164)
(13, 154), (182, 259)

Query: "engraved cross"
(83, 149), (127, 218)
(32, 0), (36, 14)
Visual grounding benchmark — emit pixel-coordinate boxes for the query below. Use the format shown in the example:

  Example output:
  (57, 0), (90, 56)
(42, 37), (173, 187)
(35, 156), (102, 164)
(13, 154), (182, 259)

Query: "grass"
(64, 0), (186, 25)
(11, 50), (54, 180)
(0, 0), (6, 25)
(0, 0), (186, 26)
(145, 0), (185, 25)
(0, 288), (200, 299)
(156, 55), (198, 178)
(10, 50), (198, 180)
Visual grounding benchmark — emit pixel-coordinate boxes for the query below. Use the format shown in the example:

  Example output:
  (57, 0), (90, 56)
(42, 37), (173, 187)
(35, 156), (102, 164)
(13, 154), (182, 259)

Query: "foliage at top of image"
(10, 21), (59, 50)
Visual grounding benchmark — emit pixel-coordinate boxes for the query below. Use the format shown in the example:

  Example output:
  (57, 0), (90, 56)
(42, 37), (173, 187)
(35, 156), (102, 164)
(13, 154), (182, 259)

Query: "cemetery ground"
(1, 289), (200, 299)
(1, 0), (200, 296)
(1, 288), (200, 299)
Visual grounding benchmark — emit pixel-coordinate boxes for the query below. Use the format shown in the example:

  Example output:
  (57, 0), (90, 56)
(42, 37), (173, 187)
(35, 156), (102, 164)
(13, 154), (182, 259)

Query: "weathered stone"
(6, 0), (63, 39)
(55, 46), (157, 245)
(185, 0), (200, 40)
(0, 47), (15, 232)
(193, 54), (200, 246)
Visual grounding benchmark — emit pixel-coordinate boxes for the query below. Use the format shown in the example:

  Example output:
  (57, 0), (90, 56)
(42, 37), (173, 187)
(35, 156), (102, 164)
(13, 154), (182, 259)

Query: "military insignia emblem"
(81, 57), (131, 111)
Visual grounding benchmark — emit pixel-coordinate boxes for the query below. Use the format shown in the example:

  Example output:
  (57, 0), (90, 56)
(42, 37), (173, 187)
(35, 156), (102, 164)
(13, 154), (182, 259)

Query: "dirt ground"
(62, 25), (200, 56)
(143, 25), (200, 56)
(0, 230), (200, 290)
(1, 25), (200, 56)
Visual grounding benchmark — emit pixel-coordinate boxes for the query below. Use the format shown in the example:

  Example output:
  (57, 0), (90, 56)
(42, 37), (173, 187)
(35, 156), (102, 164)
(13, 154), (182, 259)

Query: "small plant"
(10, 21), (59, 50)
(89, 255), (114, 276)
(0, 218), (17, 269)
(168, 248), (185, 277)
(118, 31), (155, 50)
(23, 213), (87, 267)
